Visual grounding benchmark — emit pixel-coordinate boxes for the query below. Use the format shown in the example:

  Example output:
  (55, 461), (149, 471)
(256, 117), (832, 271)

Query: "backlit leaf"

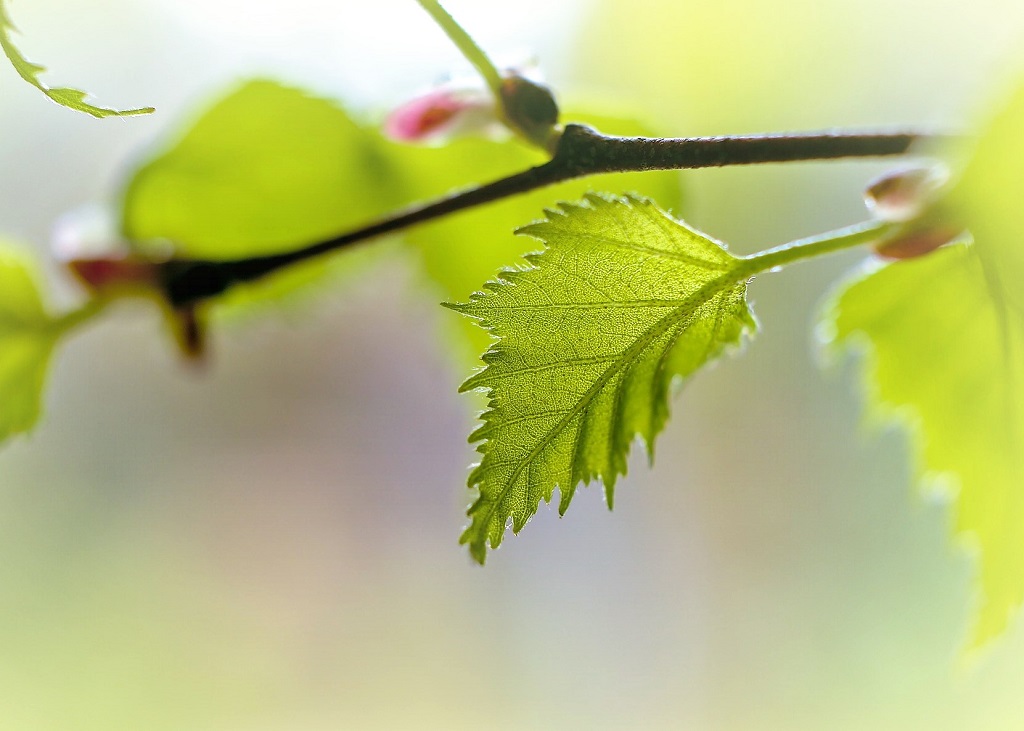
(451, 193), (756, 563)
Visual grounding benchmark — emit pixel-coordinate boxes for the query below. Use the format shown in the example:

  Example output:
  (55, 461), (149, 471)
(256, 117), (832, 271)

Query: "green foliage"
(825, 86), (1024, 646)
(451, 193), (756, 563)
(0, 0), (152, 118)
(0, 248), (63, 443)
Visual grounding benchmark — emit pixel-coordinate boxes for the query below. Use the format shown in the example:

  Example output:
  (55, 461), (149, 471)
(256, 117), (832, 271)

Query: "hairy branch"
(159, 123), (950, 307)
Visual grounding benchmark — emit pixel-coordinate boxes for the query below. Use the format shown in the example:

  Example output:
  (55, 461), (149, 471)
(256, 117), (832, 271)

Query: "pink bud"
(384, 85), (496, 143)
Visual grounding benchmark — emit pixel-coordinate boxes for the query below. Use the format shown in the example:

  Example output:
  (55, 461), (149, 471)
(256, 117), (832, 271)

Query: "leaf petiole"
(740, 220), (900, 277)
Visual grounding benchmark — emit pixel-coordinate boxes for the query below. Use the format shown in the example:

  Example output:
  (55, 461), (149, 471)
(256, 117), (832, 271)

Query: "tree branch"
(159, 123), (951, 307)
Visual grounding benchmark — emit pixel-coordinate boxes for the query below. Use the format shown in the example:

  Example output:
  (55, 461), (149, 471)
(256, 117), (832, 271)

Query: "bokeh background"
(2, 0), (1024, 728)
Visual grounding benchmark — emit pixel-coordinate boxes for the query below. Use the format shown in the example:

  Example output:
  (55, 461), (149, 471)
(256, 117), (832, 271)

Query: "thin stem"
(158, 124), (948, 307)
(740, 220), (899, 276)
(416, 0), (504, 98)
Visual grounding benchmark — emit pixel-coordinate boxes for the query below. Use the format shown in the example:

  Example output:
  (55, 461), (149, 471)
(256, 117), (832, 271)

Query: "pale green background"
(1, 0), (1024, 728)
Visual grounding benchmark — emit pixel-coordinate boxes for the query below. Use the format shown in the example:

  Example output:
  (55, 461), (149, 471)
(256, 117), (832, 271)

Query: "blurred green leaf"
(122, 79), (404, 260)
(0, 247), (62, 442)
(394, 111), (682, 356)
(825, 84), (1024, 647)
(0, 0), (152, 118)
(948, 86), (1024, 319)
(825, 245), (1024, 648)
(450, 193), (755, 563)
(122, 79), (413, 317)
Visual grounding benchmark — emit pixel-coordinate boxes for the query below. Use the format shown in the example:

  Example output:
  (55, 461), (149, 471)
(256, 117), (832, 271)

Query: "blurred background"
(2, 0), (1024, 728)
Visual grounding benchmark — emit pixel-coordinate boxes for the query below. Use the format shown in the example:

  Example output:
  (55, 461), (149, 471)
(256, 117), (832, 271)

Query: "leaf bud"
(499, 74), (560, 148)
(865, 165), (966, 260)
(864, 165), (949, 223)
(873, 225), (964, 261)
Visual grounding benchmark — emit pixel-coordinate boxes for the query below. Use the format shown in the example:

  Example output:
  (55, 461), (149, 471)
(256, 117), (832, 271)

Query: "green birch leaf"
(824, 84), (1024, 647)
(0, 248), (62, 442)
(0, 0), (152, 118)
(451, 193), (756, 563)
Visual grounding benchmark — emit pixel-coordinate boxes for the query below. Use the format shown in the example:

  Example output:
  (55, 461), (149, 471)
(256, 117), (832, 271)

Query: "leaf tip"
(459, 515), (492, 564)
(469, 541), (488, 565)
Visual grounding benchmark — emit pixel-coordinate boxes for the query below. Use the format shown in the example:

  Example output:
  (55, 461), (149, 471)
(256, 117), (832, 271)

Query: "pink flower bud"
(384, 83), (497, 143)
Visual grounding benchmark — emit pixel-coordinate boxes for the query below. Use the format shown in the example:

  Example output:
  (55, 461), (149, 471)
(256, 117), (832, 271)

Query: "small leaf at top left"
(0, 0), (153, 117)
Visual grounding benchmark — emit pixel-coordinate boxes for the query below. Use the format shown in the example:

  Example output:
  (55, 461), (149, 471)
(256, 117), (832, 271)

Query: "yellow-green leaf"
(825, 246), (1024, 647)
(451, 194), (755, 563)
(825, 83), (1024, 646)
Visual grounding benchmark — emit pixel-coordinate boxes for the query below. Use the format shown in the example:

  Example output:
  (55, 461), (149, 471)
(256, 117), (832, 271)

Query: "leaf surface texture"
(453, 194), (756, 562)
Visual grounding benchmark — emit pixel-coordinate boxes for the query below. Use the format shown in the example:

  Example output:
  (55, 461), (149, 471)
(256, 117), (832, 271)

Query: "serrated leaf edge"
(453, 193), (756, 562)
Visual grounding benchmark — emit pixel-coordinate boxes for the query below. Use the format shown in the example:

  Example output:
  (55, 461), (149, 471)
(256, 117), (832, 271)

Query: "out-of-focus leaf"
(0, 247), (62, 442)
(122, 79), (404, 260)
(121, 79), (412, 317)
(825, 246), (1024, 647)
(450, 194), (755, 563)
(393, 111), (682, 356)
(825, 84), (1024, 646)
(0, 0), (152, 118)
(948, 86), (1024, 317)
